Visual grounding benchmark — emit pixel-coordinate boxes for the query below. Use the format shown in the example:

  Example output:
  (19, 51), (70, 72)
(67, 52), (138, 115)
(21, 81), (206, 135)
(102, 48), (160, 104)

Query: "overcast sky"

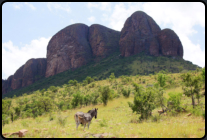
(2, 2), (205, 80)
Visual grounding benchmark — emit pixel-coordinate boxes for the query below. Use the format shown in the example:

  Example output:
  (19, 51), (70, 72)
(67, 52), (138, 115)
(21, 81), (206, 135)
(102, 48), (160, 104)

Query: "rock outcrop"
(2, 58), (47, 94)
(119, 11), (161, 57)
(119, 11), (183, 58)
(45, 23), (92, 77)
(157, 29), (183, 58)
(89, 24), (120, 58)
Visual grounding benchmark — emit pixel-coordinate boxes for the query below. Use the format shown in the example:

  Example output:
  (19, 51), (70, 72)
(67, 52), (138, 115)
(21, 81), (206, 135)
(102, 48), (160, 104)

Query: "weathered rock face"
(2, 75), (13, 95)
(45, 23), (92, 77)
(119, 11), (161, 57)
(11, 65), (24, 90)
(89, 24), (120, 58)
(157, 29), (183, 58)
(22, 58), (47, 87)
(2, 58), (47, 93)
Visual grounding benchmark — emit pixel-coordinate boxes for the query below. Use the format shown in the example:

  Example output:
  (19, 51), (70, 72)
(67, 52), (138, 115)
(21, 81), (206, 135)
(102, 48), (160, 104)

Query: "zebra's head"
(94, 108), (98, 119)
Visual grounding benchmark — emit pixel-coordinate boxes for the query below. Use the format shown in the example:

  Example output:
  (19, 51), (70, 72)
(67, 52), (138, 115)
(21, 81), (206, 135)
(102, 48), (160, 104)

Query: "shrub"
(71, 91), (83, 108)
(128, 84), (156, 120)
(167, 92), (182, 115)
(91, 92), (100, 105)
(100, 86), (113, 106)
(121, 88), (131, 98)
(2, 114), (10, 127)
(57, 101), (65, 111)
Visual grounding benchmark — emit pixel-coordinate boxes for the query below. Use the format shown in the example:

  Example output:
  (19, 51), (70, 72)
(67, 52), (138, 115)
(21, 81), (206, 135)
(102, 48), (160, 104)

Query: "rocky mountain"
(2, 58), (47, 94)
(2, 11), (185, 95)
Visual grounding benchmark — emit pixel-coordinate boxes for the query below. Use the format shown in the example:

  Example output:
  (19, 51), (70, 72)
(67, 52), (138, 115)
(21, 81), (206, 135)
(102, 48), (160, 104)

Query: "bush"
(2, 114), (10, 127)
(57, 101), (65, 111)
(167, 92), (183, 116)
(100, 86), (113, 106)
(91, 92), (100, 105)
(128, 84), (156, 120)
(121, 87), (131, 98)
(71, 91), (83, 108)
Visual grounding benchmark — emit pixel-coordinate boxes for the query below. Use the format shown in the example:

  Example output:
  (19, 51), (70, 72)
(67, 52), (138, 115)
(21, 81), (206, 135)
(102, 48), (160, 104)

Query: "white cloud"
(87, 2), (111, 12)
(12, 2), (23, 10)
(24, 2), (36, 10)
(87, 2), (99, 9)
(2, 37), (51, 80)
(141, 2), (205, 67)
(181, 34), (205, 67)
(142, 2), (205, 36)
(88, 16), (95, 22)
(100, 2), (111, 11)
(47, 2), (71, 13)
(107, 2), (143, 31)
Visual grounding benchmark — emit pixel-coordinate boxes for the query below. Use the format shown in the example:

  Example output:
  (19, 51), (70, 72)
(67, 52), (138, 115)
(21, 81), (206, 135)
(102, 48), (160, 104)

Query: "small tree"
(157, 73), (166, 88)
(128, 84), (156, 120)
(167, 92), (182, 112)
(48, 86), (58, 93)
(100, 86), (112, 106)
(121, 87), (131, 98)
(154, 87), (167, 112)
(91, 92), (99, 105)
(109, 73), (115, 82)
(71, 91), (83, 108)
(181, 73), (202, 108)
(85, 76), (94, 84)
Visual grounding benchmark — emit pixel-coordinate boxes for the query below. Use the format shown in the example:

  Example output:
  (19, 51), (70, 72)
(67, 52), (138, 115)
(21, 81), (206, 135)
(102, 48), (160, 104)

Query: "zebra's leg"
(88, 121), (91, 129)
(83, 123), (86, 131)
(76, 122), (80, 130)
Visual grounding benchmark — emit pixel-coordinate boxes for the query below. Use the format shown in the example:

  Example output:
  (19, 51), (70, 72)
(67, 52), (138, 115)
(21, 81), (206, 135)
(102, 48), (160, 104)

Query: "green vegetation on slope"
(2, 68), (205, 138)
(3, 52), (199, 99)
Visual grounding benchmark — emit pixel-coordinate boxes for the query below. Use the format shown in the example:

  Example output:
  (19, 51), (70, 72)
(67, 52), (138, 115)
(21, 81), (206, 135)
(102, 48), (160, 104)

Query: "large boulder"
(45, 23), (92, 77)
(89, 24), (120, 58)
(119, 11), (161, 57)
(157, 29), (183, 58)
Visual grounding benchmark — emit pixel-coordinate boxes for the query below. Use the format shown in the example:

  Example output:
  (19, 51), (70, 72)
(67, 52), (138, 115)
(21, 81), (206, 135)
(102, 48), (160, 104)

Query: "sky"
(2, 2), (205, 80)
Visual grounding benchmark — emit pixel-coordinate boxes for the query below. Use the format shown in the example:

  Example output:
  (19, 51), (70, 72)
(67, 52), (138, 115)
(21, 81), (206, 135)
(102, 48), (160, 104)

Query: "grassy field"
(2, 71), (205, 138)
(2, 96), (205, 138)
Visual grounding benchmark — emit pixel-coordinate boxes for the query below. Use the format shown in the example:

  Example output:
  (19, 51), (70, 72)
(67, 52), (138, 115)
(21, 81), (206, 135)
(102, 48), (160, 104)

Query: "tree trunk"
(192, 95), (195, 108)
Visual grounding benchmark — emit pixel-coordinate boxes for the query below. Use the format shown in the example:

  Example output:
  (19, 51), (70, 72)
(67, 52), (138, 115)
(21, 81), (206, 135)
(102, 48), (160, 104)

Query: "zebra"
(74, 108), (98, 130)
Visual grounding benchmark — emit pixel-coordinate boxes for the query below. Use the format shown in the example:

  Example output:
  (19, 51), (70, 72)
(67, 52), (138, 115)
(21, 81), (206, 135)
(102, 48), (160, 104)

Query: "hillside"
(2, 52), (199, 99)
(2, 70), (205, 138)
